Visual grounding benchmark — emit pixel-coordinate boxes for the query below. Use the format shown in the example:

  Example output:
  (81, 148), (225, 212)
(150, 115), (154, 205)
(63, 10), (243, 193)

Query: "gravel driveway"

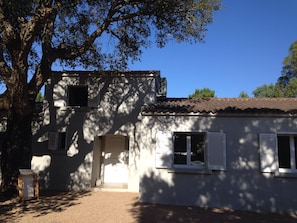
(1, 191), (297, 223)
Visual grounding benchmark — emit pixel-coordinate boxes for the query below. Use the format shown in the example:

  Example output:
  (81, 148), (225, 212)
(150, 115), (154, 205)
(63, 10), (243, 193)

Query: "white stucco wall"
(30, 70), (297, 213)
(138, 115), (297, 213)
(31, 71), (159, 192)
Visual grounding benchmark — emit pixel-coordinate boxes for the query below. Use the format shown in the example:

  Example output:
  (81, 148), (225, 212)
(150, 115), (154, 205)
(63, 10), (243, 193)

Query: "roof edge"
(51, 70), (161, 77)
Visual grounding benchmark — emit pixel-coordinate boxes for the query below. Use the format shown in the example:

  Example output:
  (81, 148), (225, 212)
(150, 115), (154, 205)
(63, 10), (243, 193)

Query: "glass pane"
(174, 134), (186, 164)
(191, 134), (205, 166)
(277, 136), (291, 168)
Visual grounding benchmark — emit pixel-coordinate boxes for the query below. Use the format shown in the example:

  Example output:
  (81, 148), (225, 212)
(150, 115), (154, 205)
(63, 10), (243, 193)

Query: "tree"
(253, 81), (297, 98)
(189, 88), (215, 98)
(283, 77), (297, 97)
(0, 0), (222, 195)
(252, 83), (277, 98)
(278, 40), (297, 87)
(252, 40), (297, 98)
(238, 91), (249, 98)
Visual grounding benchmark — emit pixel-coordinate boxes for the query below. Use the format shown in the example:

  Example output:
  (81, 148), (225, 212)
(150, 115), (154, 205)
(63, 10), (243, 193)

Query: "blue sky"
(129, 0), (297, 98)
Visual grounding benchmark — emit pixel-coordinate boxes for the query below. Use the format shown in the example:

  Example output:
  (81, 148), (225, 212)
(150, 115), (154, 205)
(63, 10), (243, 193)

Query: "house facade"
(139, 98), (297, 213)
(31, 70), (166, 192)
(30, 71), (297, 213)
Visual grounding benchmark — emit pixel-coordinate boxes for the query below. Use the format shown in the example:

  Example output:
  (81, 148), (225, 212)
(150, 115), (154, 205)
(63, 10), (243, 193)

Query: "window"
(58, 132), (67, 150)
(68, 85), (88, 106)
(155, 131), (226, 171)
(277, 135), (297, 172)
(259, 133), (297, 173)
(173, 132), (205, 168)
(48, 132), (67, 151)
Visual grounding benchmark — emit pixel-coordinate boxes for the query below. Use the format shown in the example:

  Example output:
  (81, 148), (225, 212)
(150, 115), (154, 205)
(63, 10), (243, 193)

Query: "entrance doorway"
(91, 135), (129, 189)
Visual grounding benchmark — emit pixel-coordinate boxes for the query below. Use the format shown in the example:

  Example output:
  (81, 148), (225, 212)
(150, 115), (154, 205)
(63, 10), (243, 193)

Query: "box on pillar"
(18, 169), (39, 201)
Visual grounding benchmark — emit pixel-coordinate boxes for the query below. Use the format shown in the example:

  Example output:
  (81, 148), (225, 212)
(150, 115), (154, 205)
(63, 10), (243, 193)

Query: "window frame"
(155, 130), (226, 171)
(259, 133), (297, 174)
(173, 132), (206, 169)
(277, 134), (297, 173)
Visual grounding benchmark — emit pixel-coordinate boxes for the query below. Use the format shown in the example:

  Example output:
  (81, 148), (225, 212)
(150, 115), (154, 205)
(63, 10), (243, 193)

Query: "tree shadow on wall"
(0, 191), (91, 223)
(130, 114), (297, 222)
(32, 73), (155, 191)
(130, 172), (297, 223)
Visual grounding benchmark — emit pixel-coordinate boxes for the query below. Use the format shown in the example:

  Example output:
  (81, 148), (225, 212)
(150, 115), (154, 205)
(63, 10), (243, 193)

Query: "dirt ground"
(1, 191), (297, 223)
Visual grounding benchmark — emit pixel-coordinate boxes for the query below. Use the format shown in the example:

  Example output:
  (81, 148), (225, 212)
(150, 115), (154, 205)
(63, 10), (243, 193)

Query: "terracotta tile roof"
(141, 98), (297, 115)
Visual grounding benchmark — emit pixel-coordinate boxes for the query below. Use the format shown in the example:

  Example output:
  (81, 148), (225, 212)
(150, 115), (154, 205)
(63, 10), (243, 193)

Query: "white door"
(103, 135), (128, 185)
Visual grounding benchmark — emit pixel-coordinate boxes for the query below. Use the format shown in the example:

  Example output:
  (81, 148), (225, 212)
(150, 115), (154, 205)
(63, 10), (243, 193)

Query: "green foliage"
(278, 40), (297, 87)
(35, 92), (44, 102)
(189, 88), (215, 98)
(283, 77), (297, 97)
(252, 40), (297, 98)
(253, 80), (297, 98)
(238, 91), (249, 98)
(252, 84), (277, 98)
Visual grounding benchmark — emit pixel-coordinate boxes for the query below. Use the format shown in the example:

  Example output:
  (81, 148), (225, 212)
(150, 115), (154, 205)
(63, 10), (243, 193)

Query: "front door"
(103, 135), (128, 187)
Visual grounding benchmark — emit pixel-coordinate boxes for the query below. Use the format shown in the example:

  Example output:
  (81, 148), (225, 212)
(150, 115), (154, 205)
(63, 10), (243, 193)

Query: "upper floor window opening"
(68, 85), (88, 107)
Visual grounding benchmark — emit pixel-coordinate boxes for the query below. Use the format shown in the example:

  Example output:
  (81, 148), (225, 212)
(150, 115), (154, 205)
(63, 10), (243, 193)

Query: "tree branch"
(51, 1), (125, 61)
(0, 92), (10, 110)
(28, 11), (58, 98)
(53, 1), (143, 59)
(0, 2), (16, 44)
(0, 46), (11, 80)
(20, 1), (60, 55)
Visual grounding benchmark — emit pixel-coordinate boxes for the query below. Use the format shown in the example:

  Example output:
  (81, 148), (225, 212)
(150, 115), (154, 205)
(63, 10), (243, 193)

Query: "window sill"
(274, 172), (297, 178)
(168, 168), (212, 175)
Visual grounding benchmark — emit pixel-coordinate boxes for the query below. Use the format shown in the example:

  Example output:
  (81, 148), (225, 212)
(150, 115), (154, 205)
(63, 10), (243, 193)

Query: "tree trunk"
(0, 107), (33, 197)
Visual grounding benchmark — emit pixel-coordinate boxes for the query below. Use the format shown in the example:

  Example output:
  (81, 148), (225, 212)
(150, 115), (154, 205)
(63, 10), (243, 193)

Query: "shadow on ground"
(130, 202), (297, 223)
(1, 191), (297, 223)
(0, 191), (91, 223)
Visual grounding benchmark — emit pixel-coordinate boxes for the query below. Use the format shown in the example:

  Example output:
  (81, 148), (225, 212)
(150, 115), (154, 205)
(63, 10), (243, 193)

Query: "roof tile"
(141, 98), (297, 114)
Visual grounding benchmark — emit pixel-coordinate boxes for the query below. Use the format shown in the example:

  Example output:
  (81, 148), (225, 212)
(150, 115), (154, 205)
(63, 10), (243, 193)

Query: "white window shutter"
(48, 132), (58, 150)
(259, 133), (278, 172)
(207, 132), (226, 170)
(155, 131), (173, 168)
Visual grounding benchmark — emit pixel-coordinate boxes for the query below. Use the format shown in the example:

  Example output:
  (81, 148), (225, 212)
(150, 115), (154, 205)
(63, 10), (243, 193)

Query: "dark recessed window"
(58, 132), (67, 151)
(68, 86), (88, 107)
(277, 135), (291, 168)
(277, 135), (297, 170)
(48, 132), (67, 151)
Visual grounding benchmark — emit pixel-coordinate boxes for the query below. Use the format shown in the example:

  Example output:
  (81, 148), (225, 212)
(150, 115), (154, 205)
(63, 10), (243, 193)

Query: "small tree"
(238, 91), (249, 98)
(252, 84), (277, 98)
(189, 88), (215, 98)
